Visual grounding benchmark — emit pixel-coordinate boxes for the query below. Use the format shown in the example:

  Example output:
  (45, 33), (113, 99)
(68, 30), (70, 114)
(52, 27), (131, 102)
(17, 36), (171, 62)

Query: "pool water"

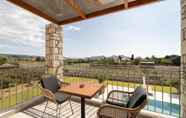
(146, 99), (180, 117)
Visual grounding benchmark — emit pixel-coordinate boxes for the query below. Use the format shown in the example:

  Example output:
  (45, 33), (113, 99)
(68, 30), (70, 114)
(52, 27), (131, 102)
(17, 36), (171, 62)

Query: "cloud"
(0, 0), (49, 56)
(0, 0), (82, 56)
(64, 25), (81, 32)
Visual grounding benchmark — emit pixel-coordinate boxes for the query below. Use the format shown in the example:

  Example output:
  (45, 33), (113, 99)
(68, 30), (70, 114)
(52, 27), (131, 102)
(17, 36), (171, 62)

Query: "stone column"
(46, 24), (63, 80)
(181, 0), (186, 117)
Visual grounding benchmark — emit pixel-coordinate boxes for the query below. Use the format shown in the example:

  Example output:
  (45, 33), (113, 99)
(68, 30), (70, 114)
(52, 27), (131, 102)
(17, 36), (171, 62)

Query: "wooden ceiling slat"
(64, 0), (86, 19)
(95, 0), (105, 4)
(124, 0), (128, 9)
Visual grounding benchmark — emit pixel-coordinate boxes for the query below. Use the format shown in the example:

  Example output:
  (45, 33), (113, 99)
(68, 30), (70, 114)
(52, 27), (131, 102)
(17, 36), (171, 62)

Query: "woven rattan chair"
(97, 87), (147, 118)
(40, 76), (73, 118)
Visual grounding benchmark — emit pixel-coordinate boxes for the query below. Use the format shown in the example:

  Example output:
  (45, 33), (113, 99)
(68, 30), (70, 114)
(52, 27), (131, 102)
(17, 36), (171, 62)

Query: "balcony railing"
(0, 63), (181, 118)
(0, 64), (44, 111)
(64, 64), (181, 118)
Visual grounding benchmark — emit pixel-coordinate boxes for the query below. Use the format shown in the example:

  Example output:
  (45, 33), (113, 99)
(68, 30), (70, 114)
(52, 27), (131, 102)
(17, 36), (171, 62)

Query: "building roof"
(8, 0), (160, 25)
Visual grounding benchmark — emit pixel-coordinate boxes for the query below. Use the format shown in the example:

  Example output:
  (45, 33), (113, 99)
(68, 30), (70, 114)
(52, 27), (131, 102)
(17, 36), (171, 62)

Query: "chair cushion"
(126, 87), (147, 108)
(106, 93), (129, 107)
(54, 92), (70, 104)
(41, 76), (59, 93)
(106, 98), (128, 107)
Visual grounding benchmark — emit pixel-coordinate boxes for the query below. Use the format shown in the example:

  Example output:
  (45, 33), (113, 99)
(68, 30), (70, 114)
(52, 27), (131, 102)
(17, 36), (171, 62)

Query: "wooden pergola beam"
(8, 0), (160, 25)
(95, 0), (104, 4)
(86, 0), (101, 4)
(64, 0), (86, 19)
(124, 0), (128, 9)
(59, 0), (160, 25)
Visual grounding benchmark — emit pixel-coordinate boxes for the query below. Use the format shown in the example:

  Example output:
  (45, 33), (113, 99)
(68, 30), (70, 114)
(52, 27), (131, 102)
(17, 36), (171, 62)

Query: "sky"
(0, 0), (181, 58)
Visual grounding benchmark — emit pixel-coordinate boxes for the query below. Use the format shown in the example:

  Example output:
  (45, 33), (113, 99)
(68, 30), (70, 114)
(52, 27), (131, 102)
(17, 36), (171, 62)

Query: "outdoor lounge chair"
(40, 76), (73, 118)
(97, 87), (147, 118)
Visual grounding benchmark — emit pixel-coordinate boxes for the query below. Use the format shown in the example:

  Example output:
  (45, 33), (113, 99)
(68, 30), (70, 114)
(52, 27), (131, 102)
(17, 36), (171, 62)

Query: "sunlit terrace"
(0, 63), (181, 118)
(0, 0), (184, 118)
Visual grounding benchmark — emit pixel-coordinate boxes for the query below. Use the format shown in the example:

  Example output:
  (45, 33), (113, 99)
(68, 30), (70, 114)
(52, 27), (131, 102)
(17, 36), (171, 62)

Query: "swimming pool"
(146, 99), (180, 117)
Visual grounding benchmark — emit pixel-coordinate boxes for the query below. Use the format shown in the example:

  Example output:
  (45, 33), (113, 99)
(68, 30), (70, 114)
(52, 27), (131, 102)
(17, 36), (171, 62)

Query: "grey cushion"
(127, 87), (147, 108)
(41, 76), (59, 93)
(54, 92), (70, 104)
(106, 98), (128, 107)
(106, 93), (129, 107)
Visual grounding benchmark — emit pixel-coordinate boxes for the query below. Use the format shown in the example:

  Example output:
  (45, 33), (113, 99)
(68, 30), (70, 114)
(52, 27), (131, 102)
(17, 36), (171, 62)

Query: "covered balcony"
(0, 63), (181, 118)
(0, 0), (185, 118)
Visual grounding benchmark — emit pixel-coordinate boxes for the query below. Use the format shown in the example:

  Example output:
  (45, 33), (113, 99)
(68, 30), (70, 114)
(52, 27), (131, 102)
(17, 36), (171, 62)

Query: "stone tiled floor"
(7, 100), (176, 118)
(9, 101), (98, 118)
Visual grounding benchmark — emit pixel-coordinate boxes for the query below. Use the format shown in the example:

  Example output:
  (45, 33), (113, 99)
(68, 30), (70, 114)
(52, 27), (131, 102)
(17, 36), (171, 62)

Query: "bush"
(171, 56), (180, 66)
(160, 59), (172, 65)
(133, 58), (141, 65)
(163, 79), (179, 89)
(0, 57), (7, 65)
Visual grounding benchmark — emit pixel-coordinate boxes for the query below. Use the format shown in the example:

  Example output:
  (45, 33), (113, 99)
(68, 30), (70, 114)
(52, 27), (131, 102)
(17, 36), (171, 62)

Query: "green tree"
(133, 58), (141, 65)
(131, 54), (134, 60)
(0, 57), (7, 65)
(145, 57), (150, 61)
(163, 55), (180, 66)
(171, 56), (180, 66)
(160, 58), (172, 65)
(36, 57), (42, 61)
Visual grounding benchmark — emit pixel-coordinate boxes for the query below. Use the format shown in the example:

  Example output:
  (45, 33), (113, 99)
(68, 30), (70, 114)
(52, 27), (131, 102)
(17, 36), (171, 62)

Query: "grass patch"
(64, 76), (178, 94)
(0, 76), (178, 111)
(0, 86), (41, 110)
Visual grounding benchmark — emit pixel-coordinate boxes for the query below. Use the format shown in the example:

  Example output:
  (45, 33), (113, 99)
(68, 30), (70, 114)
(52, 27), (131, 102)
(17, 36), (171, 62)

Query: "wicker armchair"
(40, 76), (73, 118)
(97, 87), (147, 118)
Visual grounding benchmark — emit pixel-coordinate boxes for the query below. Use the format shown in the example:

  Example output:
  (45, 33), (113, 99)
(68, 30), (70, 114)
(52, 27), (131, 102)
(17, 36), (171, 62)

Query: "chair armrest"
(60, 82), (70, 87)
(98, 97), (148, 118)
(109, 90), (134, 95)
(57, 79), (69, 87)
(107, 90), (133, 101)
(41, 88), (56, 103)
(97, 104), (137, 118)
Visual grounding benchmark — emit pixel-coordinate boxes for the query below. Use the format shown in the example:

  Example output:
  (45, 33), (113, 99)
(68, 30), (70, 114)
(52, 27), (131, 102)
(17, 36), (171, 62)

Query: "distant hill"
(0, 53), (44, 61)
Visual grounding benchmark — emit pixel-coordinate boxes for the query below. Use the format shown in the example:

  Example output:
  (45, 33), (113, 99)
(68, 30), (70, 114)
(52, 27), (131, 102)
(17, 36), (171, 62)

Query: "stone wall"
(181, 0), (186, 117)
(45, 24), (63, 80)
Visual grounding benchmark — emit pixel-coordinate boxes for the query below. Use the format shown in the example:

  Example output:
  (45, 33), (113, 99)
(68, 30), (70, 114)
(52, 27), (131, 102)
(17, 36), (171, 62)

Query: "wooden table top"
(59, 82), (104, 98)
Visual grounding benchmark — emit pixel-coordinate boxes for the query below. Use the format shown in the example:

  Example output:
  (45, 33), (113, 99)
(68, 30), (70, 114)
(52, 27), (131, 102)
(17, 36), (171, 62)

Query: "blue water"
(146, 99), (180, 117)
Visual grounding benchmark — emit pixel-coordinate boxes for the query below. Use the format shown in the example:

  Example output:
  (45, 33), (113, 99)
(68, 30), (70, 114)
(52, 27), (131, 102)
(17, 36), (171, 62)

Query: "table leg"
(81, 97), (85, 118)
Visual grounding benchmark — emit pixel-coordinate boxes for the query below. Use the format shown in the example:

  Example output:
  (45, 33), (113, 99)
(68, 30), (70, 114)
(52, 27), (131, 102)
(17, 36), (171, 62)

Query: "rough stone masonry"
(181, 0), (186, 117)
(46, 24), (63, 80)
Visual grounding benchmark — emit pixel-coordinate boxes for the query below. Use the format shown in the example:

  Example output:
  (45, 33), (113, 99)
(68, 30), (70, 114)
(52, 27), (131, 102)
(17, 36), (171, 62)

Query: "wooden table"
(59, 82), (104, 118)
